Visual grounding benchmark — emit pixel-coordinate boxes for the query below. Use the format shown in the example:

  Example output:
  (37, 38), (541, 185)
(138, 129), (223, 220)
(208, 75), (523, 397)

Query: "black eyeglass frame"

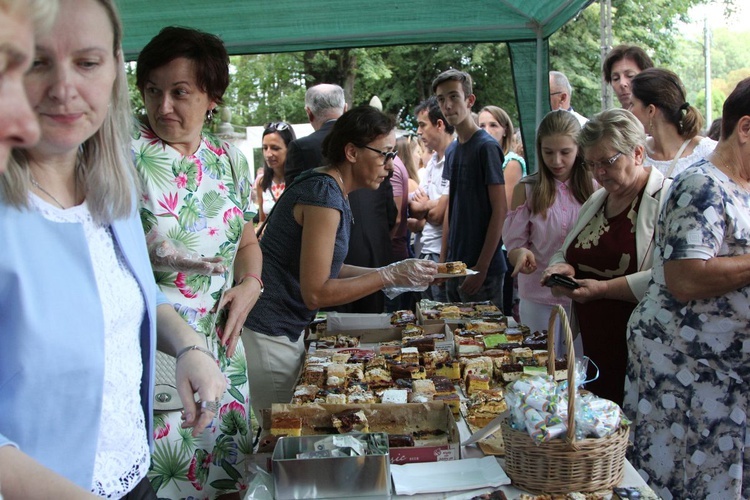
(362, 145), (398, 164)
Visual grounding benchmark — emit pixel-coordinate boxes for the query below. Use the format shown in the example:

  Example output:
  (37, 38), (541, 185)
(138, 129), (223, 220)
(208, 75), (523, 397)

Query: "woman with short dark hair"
(243, 105), (436, 419)
(133, 25), (262, 499)
(602, 44), (653, 109)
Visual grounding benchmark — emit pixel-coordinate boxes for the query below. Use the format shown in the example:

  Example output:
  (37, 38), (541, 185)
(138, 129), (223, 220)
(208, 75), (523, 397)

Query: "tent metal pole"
(536, 31), (544, 143)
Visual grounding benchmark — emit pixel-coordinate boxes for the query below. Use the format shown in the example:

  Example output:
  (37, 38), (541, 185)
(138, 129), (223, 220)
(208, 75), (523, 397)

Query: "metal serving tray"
(272, 432), (391, 499)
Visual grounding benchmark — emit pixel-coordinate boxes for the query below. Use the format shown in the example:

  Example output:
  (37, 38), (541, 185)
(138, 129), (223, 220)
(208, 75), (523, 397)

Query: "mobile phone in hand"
(544, 273), (580, 289)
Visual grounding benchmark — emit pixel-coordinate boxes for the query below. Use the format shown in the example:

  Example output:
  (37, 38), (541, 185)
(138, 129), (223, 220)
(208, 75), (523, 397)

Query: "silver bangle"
(175, 345), (217, 363)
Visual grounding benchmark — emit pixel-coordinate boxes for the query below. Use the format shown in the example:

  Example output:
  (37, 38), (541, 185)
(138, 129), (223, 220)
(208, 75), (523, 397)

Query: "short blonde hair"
(1, 0), (136, 224)
(578, 108), (647, 156)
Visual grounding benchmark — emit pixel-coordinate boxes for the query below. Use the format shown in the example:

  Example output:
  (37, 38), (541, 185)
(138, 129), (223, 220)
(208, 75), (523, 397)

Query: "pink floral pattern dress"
(133, 120), (255, 499)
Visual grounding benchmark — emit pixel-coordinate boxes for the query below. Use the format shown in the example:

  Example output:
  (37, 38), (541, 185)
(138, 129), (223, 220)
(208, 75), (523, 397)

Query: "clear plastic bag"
(146, 230), (226, 275)
(243, 462), (274, 500)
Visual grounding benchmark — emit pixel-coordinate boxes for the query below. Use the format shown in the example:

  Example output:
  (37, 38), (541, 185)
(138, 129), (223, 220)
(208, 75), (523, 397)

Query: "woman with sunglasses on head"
(243, 105), (437, 420)
(629, 68), (716, 178)
(257, 121), (296, 222)
(133, 26), (261, 499)
(541, 109), (672, 406)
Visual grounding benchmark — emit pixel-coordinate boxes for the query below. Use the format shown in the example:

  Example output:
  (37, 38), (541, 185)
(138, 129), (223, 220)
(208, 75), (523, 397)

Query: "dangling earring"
(648, 118), (653, 135)
(206, 109), (214, 122)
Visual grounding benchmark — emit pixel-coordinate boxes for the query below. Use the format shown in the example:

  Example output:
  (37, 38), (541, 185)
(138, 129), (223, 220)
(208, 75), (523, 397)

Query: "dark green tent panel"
(117, 0), (595, 170)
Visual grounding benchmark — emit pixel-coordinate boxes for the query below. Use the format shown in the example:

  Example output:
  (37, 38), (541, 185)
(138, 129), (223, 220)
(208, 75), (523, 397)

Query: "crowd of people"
(0, 0), (747, 498)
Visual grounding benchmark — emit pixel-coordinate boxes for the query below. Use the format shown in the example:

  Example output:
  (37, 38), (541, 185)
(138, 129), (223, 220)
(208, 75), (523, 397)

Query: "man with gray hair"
(549, 70), (587, 126)
(284, 83), (347, 184)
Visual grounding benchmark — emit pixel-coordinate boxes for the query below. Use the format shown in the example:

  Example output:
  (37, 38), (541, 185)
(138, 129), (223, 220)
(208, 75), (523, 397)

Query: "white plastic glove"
(377, 258), (438, 294)
(147, 231), (226, 276)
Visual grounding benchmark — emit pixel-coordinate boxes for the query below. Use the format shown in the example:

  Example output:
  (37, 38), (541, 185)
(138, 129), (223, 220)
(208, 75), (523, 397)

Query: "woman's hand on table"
(216, 278), (262, 358)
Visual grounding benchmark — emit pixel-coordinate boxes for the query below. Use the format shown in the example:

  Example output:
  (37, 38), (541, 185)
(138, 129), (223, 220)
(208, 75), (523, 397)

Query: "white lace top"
(29, 195), (150, 498)
(645, 136), (717, 178)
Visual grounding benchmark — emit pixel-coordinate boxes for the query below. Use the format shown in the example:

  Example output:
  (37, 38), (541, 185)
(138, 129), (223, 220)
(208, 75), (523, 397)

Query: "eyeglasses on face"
(549, 91), (563, 96)
(584, 151), (623, 171)
(264, 122), (290, 132)
(362, 145), (398, 164)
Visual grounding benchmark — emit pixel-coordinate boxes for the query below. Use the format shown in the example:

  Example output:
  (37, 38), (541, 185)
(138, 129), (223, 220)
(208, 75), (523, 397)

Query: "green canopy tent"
(117, 0), (595, 172)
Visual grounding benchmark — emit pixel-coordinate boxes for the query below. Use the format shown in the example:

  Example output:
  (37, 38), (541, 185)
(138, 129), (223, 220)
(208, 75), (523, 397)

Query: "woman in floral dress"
(133, 27), (262, 500)
(625, 78), (750, 499)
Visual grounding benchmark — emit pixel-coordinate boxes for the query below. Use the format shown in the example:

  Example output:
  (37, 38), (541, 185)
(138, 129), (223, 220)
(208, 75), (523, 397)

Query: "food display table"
(260, 309), (656, 499)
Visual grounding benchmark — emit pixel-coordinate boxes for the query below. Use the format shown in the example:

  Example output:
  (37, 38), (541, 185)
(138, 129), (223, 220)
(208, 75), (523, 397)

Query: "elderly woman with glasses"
(132, 26), (262, 499)
(542, 108), (672, 406)
(257, 121), (296, 222)
(243, 105), (437, 420)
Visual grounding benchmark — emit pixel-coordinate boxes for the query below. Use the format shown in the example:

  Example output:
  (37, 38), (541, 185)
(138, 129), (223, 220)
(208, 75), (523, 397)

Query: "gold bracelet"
(175, 345), (217, 363)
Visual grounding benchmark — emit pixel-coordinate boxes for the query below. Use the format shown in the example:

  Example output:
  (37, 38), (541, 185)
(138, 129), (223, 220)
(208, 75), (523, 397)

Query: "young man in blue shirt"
(433, 69), (507, 307)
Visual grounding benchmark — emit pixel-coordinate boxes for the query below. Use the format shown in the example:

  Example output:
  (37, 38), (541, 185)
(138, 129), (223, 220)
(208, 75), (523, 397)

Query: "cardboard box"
(269, 402), (461, 465)
(272, 432), (391, 499)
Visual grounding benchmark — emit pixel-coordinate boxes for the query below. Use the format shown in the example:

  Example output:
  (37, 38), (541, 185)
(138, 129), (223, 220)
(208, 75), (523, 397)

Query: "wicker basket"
(500, 305), (629, 494)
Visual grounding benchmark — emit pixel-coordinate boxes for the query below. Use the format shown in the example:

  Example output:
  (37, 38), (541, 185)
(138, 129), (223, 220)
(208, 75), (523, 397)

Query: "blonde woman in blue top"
(0, 1), (225, 498)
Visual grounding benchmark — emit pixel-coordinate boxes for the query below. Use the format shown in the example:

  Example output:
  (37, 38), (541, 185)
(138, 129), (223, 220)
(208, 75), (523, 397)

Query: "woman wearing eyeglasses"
(243, 105), (437, 420)
(257, 122), (296, 222)
(541, 108), (672, 406)
(132, 26), (262, 499)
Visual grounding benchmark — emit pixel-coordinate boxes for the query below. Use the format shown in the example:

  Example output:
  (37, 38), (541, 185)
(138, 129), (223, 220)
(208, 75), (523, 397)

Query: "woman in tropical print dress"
(133, 27), (262, 500)
(624, 77), (750, 500)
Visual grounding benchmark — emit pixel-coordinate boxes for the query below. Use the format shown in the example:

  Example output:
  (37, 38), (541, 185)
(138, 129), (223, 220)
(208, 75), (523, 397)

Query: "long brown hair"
(529, 110), (595, 217)
(631, 68), (703, 139)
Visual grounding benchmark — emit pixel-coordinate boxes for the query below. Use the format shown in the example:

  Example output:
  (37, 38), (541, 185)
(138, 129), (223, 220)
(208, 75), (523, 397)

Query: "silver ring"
(200, 399), (220, 413)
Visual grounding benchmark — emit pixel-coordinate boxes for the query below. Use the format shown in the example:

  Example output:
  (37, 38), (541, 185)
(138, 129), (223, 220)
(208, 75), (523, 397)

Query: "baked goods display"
(282, 307), (563, 450)
(419, 299), (506, 322)
(391, 309), (417, 326)
(262, 304), (648, 499)
(291, 345), (460, 412)
(315, 334), (360, 349)
(269, 402), (455, 448)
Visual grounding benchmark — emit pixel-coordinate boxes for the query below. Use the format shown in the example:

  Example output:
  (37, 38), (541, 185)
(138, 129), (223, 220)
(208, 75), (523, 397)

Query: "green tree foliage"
(225, 53), (307, 125)
(220, 43), (519, 132)
(548, 0), (725, 118)
(129, 0), (740, 133)
(673, 27), (750, 118)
